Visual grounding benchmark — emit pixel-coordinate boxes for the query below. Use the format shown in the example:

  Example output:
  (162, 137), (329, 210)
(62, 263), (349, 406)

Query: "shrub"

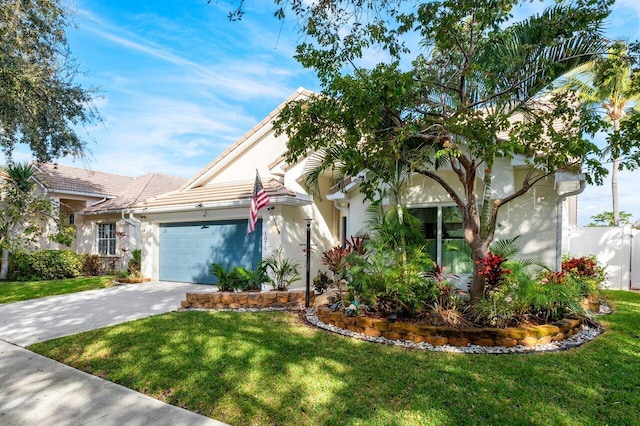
(476, 252), (510, 295)
(263, 247), (301, 291)
(209, 263), (238, 292)
(81, 254), (103, 276)
(562, 255), (607, 297)
(128, 249), (141, 275)
(9, 250), (82, 281)
(346, 239), (434, 318)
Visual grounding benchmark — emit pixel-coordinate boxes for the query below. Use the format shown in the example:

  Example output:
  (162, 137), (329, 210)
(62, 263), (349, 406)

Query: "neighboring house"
(31, 162), (185, 268)
(132, 88), (583, 285)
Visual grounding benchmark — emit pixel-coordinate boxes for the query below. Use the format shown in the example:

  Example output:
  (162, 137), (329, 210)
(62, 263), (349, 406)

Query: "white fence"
(566, 226), (640, 291)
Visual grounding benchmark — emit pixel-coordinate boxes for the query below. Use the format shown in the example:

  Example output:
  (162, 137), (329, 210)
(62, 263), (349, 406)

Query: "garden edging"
(315, 305), (583, 348)
(181, 289), (315, 310)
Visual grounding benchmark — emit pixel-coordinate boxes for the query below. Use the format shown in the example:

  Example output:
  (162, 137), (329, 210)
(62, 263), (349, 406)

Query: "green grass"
(0, 276), (114, 304)
(30, 291), (640, 425)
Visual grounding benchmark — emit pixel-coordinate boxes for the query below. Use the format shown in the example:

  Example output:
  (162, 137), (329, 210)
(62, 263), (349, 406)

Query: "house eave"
(127, 194), (312, 215)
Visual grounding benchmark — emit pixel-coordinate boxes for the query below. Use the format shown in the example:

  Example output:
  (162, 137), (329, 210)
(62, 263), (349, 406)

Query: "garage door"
(159, 219), (262, 284)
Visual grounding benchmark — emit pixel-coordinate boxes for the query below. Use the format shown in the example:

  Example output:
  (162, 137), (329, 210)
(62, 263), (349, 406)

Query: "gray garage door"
(159, 219), (262, 284)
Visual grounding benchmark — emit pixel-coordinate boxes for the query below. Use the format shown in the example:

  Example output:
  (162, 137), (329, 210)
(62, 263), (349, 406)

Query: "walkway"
(0, 281), (227, 425)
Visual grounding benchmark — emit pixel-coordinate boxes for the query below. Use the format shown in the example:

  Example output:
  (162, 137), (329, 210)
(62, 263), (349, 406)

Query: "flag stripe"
(248, 171), (270, 234)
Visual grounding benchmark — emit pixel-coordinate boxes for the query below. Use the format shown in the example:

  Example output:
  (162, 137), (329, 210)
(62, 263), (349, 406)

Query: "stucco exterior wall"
(204, 124), (289, 185)
(344, 167), (560, 269)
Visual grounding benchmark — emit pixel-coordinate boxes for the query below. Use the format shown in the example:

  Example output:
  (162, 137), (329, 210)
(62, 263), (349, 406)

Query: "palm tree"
(0, 162), (36, 279)
(558, 41), (640, 226)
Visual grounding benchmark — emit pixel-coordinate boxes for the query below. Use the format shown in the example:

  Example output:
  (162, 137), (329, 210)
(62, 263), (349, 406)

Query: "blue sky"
(7, 0), (640, 225)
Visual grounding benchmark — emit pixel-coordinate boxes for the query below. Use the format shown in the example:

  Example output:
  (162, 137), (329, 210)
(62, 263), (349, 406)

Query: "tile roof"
(134, 179), (298, 209)
(32, 162), (186, 213)
(32, 162), (133, 197)
(83, 173), (187, 213)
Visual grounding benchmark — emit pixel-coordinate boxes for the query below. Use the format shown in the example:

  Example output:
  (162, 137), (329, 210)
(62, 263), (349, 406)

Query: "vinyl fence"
(566, 226), (640, 291)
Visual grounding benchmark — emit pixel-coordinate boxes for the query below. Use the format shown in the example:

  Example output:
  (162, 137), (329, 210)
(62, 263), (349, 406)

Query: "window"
(408, 206), (473, 274)
(97, 223), (116, 255)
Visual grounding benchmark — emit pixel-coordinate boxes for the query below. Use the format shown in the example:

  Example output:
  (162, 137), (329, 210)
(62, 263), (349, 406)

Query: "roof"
(32, 162), (186, 214)
(83, 173), (187, 213)
(134, 179), (301, 210)
(32, 162), (133, 197)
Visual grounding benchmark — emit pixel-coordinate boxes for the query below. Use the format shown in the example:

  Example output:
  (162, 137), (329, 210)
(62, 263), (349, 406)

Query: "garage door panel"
(159, 220), (262, 284)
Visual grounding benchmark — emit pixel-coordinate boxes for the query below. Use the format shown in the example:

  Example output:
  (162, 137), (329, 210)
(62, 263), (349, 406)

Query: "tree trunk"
(612, 118), (621, 227)
(612, 157), (619, 226)
(467, 236), (490, 302)
(1, 249), (9, 280)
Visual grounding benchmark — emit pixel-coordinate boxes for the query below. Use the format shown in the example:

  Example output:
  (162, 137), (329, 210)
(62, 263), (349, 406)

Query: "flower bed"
(182, 290), (315, 310)
(315, 305), (583, 348)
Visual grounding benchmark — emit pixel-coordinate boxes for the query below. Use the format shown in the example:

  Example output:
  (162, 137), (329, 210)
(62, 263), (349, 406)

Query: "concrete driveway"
(0, 281), (208, 346)
(0, 281), (228, 426)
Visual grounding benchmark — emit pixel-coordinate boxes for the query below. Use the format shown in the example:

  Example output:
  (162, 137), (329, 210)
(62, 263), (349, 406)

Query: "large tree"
(0, 0), (99, 161)
(558, 41), (640, 226)
(271, 0), (624, 301)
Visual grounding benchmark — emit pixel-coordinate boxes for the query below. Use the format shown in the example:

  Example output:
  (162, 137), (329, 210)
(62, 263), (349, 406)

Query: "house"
(31, 162), (185, 267)
(131, 88), (583, 285)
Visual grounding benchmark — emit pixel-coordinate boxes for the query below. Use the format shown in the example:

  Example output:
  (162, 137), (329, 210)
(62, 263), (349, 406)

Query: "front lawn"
(0, 276), (114, 304)
(30, 291), (640, 425)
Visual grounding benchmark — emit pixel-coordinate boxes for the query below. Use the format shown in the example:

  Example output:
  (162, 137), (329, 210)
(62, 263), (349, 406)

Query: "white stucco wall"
(203, 122), (290, 185)
(344, 167), (560, 269)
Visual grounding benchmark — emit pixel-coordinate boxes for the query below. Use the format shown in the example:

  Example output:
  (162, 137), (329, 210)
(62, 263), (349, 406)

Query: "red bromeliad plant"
(476, 252), (510, 296)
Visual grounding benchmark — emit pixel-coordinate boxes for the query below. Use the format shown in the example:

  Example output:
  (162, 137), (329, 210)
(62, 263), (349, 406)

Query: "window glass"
(97, 223), (116, 255)
(408, 206), (473, 274)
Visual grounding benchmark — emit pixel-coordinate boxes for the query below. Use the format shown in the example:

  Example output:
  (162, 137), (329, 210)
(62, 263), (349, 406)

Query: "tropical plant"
(81, 254), (103, 276)
(209, 263), (238, 292)
(321, 245), (350, 278)
(263, 247), (301, 291)
(231, 265), (267, 291)
(557, 41), (640, 226)
(562, 255), (607, 297)
(1, 163), (59, 280)
(274, 0), (618, 302)
(588, 210), (633, 227)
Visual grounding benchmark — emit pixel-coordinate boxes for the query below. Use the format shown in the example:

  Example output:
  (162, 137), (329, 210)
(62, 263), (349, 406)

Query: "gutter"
(126, 194), (313, 215)
(122, 210), (138, 227)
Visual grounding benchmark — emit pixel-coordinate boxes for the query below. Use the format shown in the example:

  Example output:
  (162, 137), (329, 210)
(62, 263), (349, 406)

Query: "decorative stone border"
(315, 305), (583, 348)
(305, 308), (603, 354)
(182, 290), (315, 310)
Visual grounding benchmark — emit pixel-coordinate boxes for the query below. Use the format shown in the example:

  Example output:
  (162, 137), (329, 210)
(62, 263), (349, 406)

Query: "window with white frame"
(408, 205), (473, 274)
(97, 223), (116, 255)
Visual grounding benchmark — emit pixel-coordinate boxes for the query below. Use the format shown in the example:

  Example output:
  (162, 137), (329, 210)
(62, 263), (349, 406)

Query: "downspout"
(628, 230), (633, 291)
(90, 197), (108, 207)
(556, 179), (587, 271)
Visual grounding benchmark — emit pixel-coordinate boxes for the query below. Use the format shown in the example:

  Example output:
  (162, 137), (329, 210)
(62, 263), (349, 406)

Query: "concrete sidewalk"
(0, 282), (228, 425)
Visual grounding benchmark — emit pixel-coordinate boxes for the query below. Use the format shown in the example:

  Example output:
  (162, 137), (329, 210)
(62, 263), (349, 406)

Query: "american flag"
(247, 170), (269, 234)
